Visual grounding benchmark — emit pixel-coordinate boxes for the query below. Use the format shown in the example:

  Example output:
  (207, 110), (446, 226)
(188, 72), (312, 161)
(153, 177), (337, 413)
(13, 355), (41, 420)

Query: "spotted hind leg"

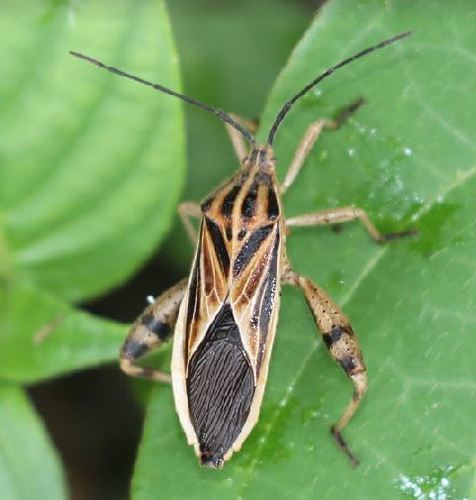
(120, 278), (188, 382)
(283, 267), (367, 467)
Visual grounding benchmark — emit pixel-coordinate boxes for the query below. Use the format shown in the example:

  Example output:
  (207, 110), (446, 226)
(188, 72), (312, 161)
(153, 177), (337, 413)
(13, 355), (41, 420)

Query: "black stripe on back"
(241, 178), (258, 219)
(186, 225), (202, 330)
(233, 224), (273, 277)
(249, 231), (280, 370)
(260, 233), (279, 329)
(205, 217), (230, 274)
(201, 196), (213, 212)
(187, 304), (254, 468)
(267, 186), (280, 220)
(221, 185), (241, 217)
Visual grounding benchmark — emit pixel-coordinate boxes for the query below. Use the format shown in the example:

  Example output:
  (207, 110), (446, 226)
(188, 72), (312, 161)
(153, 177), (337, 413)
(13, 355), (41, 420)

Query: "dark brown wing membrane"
(187, 303), (254, 468)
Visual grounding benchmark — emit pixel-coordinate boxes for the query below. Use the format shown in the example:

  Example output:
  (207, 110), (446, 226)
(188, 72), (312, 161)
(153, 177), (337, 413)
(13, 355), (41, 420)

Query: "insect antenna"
(266, 31), (412, 146)
(70, 51), (256, 145)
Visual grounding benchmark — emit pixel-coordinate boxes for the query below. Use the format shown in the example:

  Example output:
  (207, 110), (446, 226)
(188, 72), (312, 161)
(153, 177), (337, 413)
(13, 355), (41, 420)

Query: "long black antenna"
(70, 51), (256, 145)
(267, 31), (412, 146)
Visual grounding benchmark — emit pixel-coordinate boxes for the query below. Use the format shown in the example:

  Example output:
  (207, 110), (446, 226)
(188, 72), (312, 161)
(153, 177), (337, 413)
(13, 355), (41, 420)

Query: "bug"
(71, 31), (415, 469)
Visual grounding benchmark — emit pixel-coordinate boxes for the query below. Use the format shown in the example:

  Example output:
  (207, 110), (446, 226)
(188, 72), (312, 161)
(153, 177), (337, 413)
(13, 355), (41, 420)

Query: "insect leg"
(286, 206), (417, 242)
(225, 113), (259, 161)
(281, 98), (364, 195)
(282, 267), (366, 467)
(120, 278), (188, 382)
(178, 202), (202, 244)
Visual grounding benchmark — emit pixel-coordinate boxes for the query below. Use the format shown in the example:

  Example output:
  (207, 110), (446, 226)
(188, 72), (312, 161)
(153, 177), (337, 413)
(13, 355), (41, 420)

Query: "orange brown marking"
(184, 154), (283, 377)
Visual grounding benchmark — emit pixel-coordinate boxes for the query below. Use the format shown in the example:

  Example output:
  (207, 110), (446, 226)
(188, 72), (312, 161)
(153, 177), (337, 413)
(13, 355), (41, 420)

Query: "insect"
(71, 31), (415, 469)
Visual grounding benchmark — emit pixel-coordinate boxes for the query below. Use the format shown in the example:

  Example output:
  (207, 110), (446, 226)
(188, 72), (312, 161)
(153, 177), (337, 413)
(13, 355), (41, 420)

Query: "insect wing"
(172, 167), (283, 467)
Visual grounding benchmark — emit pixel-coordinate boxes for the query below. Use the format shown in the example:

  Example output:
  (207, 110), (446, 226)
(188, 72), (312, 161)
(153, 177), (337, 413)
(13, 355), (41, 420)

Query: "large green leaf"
(0, 384), (67, 500)
(131, 1), (475, 499)
(0, 0), (184, 380)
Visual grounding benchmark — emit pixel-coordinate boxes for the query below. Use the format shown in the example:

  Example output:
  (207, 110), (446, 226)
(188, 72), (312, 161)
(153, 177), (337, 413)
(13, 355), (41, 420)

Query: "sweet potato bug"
(71, 31), (416, 469)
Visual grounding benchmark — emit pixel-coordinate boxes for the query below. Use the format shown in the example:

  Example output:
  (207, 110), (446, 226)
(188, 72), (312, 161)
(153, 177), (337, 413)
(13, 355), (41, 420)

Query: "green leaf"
(0, 279), (124, 383)
(131, 1), (475, 499)
(0, 384), (67, 500)
(0, 0), (184, 379)
(0, 0), (184, 301)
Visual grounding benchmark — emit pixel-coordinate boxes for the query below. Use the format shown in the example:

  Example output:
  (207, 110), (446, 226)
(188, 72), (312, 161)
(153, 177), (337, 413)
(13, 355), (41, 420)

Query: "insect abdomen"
(186, 303), (254, 468)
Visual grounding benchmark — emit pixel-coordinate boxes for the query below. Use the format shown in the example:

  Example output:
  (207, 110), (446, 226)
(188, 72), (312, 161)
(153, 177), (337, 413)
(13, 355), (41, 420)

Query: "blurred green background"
(1, 1), (475, 500)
